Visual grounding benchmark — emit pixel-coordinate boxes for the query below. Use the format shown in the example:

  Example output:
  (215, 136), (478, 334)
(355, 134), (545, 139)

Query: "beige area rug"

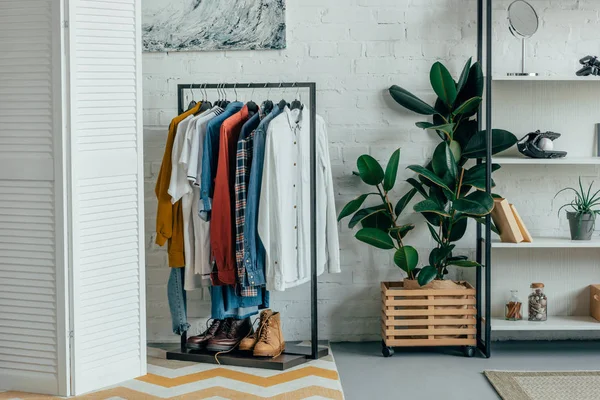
(485, 371), (600, 400)
(0, 346), (344, 400)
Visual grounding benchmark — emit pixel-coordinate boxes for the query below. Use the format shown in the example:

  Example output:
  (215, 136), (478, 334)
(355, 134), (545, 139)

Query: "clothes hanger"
(186, 84), (197, 111)
(290, 83), (303, 110)
(262, 83), (274, 113)
(198, 83), (212, 112)
(245, 84), (259, 114)
(223, 83), (230, 108)
(277, 83), (288, 110)
(215, 84), (223, 108)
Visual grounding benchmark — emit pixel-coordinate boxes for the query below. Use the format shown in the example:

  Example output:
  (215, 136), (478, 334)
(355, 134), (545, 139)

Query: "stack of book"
(491, 198), (533, 243)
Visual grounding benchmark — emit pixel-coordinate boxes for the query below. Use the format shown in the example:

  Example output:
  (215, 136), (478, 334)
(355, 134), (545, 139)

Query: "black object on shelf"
(517, 130), (567, 159)
(577, 55), (600, 76)
(170, 82), (325, 370)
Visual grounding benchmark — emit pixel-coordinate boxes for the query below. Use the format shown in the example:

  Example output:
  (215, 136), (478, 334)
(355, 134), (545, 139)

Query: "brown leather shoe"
(186, 319), (222, 351)
(253, 312), (285, 357)
(239, 310), (273, 351)
(206, 317), (253, 352)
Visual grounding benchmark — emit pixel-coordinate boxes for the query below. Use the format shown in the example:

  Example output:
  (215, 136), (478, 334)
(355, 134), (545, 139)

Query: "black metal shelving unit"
(475, 0), (493, 359)
(166, 82), (329, 370)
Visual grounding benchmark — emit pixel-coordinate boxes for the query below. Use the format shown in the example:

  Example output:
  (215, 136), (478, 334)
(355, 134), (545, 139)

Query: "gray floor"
(331, 341), (600, 400)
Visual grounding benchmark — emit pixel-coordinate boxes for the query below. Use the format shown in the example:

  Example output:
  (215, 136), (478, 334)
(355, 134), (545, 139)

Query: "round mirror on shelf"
(507, 0), (539, 76)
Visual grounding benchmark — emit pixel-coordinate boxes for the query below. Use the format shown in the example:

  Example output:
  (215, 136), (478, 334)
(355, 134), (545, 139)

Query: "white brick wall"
(144, 0), (600, 343)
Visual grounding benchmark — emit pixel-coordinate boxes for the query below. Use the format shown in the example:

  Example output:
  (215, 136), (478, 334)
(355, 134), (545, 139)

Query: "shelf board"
(492, 156), (600, 165)
(491, 236), (600, 249)
(492, 316), (600, 331)
(492, 75), (600, 82)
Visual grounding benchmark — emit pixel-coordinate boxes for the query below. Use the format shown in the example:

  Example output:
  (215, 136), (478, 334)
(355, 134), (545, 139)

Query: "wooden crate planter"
(381, 281), (477, 357)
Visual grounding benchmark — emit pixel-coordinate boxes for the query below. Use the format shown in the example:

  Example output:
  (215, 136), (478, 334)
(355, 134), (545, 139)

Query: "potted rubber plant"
(388, 58), (517, 287)
(339, 58), (518, 356)
(555, 178), (600, 240)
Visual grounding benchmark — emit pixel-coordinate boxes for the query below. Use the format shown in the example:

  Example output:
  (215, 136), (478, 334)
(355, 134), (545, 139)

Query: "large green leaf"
(407, 165), (453, 194)
(462, 129), (518, 159)
(427, 223), (442, 244)
(431, 142), (458, 182)
(456, 57), (472, 94)
(416, 121), (434, 129)
(358, 205), (393, 230)
(357, 155), (384, 185)
(475, 217), (500, 235)
(448, 260), (481, 267)
(355, 228), (395, 250)
(461, 164), (500, 192)
(395, 188), (418, 216)
(348, 206), (387, 229)
(453, 97), (482, 116)
(338, 194), (370, 221)
(390, 224), (415, 240)
(429, 245), (455, 267)
(430, 62), (458, 107)
(389, 85), (438, 115)
(453, 120), (478, 153)
(425, 123), (455, 141)
(414, 199), (450, 217)
(394, 246), (419, 274)
(449, 140), (462, 161)
(383, 149), (401, 191)
(453, 191), (494, 216)
(448, 217), (468, 242)
(417, 265), (438, 286)
(463, 163), (501, 181)
(456, 62), (484, 107)
(407, 178), (428, 198)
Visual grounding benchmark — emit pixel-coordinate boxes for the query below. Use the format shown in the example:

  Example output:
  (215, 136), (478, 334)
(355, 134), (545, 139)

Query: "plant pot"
(567, 212), (595, 240)
(381, 280), (476, 348)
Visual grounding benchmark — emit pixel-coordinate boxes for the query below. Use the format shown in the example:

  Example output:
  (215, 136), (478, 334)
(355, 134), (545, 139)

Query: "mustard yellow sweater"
(155, 103), (201, 267)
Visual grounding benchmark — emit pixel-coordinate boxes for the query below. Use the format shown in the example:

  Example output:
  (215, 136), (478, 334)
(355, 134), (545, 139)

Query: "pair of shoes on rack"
(239, 309), (285, 357)
(186, 317), (253, 352)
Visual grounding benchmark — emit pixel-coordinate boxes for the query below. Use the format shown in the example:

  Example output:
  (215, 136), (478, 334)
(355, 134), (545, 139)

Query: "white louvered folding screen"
(68, 0), (145, 395)
(0, 0), (68, 396)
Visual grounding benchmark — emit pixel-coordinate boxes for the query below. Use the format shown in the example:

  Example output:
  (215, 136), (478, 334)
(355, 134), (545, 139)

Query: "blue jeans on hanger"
(167, 268), (190, 335)
(210, 285), (269, 320)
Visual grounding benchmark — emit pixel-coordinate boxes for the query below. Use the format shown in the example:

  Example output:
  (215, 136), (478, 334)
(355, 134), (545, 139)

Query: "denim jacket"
(199, 102), (243, 220)
(242, 105), (283, 287)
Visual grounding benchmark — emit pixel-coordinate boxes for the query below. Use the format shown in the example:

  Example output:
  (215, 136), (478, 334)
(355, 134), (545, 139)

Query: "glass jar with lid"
(505, 290), (523, 321)
(528, 283), (547, 321)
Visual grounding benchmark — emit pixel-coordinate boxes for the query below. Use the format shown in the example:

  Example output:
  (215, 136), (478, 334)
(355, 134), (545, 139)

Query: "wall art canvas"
(143, 0), (286, 52)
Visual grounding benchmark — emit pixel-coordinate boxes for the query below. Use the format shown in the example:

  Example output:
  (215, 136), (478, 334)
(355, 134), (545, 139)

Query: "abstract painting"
(143, 0), (286, 52)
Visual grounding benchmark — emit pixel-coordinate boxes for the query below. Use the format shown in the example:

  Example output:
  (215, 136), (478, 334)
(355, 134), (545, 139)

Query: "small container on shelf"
(528, 283), (547, 321)
(505, 290), (523, 321)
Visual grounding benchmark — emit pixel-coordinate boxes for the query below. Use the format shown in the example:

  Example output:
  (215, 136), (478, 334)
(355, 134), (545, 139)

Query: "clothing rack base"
(165, 341), (329, 371)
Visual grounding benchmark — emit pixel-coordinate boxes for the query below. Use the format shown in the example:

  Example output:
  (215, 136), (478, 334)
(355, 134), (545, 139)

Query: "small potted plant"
(555, 178), (600, 240)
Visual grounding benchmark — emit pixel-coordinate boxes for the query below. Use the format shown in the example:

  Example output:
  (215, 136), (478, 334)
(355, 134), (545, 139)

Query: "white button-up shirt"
(258, 107), (340, 291)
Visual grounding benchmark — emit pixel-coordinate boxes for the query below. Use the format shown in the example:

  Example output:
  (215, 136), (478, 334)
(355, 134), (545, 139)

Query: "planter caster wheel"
(382, 344), (394, 357)
(462, 346), (476, 358)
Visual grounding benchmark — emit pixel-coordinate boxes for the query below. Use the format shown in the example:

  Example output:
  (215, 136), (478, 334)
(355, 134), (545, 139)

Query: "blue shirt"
(242, 105), (283, 287)
(199, 102), (243, 220)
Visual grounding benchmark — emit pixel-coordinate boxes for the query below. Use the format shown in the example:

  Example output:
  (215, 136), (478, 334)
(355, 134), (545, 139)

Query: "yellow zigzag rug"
(0, 351), (345, 400)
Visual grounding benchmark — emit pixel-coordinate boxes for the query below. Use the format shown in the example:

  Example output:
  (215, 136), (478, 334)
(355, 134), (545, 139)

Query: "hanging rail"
(170, 82), (323, 367)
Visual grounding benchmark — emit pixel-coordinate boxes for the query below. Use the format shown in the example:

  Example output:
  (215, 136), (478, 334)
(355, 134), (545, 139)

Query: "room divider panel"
(0, 0), (145, 396)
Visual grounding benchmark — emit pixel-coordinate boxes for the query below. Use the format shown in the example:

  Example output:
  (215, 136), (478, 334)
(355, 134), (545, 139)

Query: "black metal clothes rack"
(474, 0), (493, 359)
(165, 82), (328, 370)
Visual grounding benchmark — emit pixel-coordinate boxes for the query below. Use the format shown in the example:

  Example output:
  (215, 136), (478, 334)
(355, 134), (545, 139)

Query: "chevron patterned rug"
(0, 350), (344, 400)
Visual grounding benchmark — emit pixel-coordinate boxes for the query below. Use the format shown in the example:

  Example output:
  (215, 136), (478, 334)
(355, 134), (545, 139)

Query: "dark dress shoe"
(186, 319), (222, 351)
(206, 317), (253, 352)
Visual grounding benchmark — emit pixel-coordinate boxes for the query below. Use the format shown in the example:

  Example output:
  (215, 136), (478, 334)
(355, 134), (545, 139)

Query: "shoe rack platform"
(164, 341), (330, 371)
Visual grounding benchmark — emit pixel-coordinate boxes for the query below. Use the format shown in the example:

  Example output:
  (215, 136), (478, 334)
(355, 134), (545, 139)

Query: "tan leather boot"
(253, 312), (285, 357)
(239, 309), (273, 351)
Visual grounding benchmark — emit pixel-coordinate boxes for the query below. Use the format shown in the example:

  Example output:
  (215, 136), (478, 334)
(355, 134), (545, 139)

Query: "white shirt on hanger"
(168, 109), (211, 291)
(180, 107), (223, 284)
(258, 106), (341, 292)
